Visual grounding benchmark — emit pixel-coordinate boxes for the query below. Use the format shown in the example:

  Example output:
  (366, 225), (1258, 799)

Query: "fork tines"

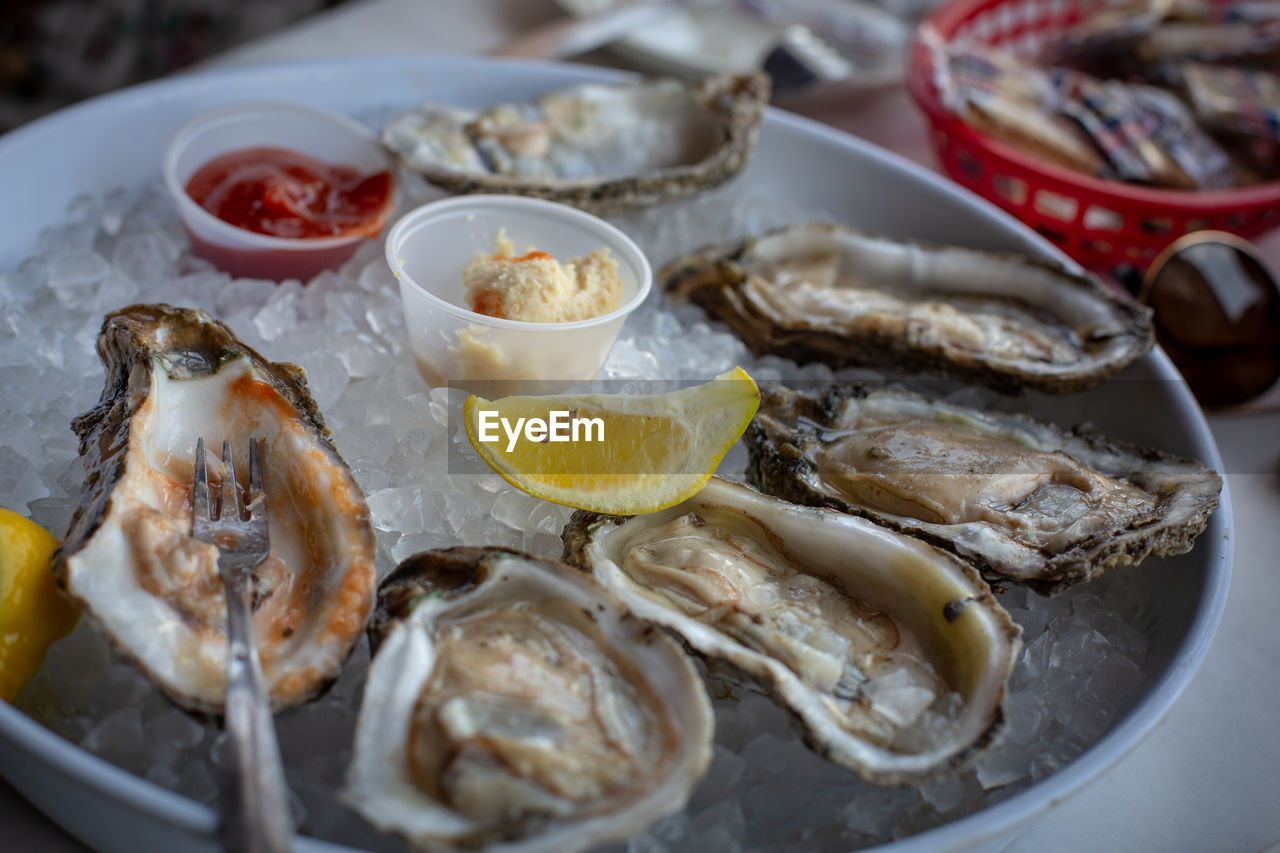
(192, 437), (265, 525)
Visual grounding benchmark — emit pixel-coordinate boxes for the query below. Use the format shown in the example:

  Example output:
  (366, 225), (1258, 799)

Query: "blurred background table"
(3, 1), (1278, 851)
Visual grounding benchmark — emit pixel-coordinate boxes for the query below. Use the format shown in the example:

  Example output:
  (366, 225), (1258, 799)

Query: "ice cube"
(366, 486), (426, 533)
(335, 329), (391, 379)
(86, 663), (154, 712)
(298, 348), (350, 412)
(741, 733), (799, 785)
(491, 488), (538, 532)
(112, 233), (173, 285)
(1013, 631), (1052, 689)
(48, 252), (111, 298)
(690, 744), (747, 810)
(838, 785), (920, 837)
(1049, 628), (1111, 673)
(976, 744), (1029, 790)
(864, 669), (935, 728)
(253, 288), (299, 342)
(920, 773), (966, 812)
(175, 760), (218, 804)
(147, 708), (209, 751)
(100, 187), (130, 236)
(81, 707), (146, 773)
(27, 495), (76, 539)
(626, 834), (670, 853)
(601, 339), (661, 380)
(1003, 690), (1052, 746)
(1081, 652), (1143, 712)
(689, 798), (745, 852)
(0, 446), (50, 508)
(358, 257), (395, 294)
(1008, 605), (1048, 638)
(211, 274), (267, 318)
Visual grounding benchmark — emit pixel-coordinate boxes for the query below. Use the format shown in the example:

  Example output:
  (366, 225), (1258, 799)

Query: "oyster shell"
(663, 222), (1154, 393)
(382, 72), (769, 213)
(746, 384), (1223, 593)
(53, 304), (376, 713)
(563, 477), (1020, 785)
(346, 547), (713, 853)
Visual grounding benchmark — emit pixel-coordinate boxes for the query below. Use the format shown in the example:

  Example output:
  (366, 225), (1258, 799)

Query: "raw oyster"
(53, 304), (376, 713)
(382, 72), (769, 213)
(663, 222), (1153, 393)
(563, 478), (1020, 785)
(746, 384), (1222, 593)
(346, 547), (713, 852)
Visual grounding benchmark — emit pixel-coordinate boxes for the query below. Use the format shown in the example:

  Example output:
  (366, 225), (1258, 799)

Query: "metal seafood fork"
(192, 438), (293, 853)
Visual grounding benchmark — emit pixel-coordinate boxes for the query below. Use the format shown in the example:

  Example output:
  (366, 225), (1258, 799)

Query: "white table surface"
(4, 1), (1279, 851)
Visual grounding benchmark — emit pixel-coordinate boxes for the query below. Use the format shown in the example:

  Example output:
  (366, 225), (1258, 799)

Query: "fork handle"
(221, 574), (293, 853)
(488, 2), (679, 59)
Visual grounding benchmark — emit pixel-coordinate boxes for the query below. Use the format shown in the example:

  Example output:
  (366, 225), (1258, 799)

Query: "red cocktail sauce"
(185, 147), (393, 240)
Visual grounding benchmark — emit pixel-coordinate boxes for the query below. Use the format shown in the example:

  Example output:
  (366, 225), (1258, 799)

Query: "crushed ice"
(4, 174), (1150, 851)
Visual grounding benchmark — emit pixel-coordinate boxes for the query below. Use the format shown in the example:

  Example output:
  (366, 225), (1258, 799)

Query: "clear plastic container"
(163, 102), (396, 281)
(387, 195), (653, 396)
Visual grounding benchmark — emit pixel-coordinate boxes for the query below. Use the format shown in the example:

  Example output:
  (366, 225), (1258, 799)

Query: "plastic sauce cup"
(387, 195), (653, 396)
(163, 102), (396, 281)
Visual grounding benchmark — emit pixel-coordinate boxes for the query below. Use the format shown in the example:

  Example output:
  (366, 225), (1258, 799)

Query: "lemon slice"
(0, 508), (79, 703)
(464, 367), (760, 514)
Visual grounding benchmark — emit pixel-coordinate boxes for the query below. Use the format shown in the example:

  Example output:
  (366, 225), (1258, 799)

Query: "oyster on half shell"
(563, 477), (1021, 785)
(746, 384), (1223, 593)
(53, 304), (376, 713)
(345, 547), (713, 853)
(382, 72), (769, 213)
(663, 222), (1153, 393)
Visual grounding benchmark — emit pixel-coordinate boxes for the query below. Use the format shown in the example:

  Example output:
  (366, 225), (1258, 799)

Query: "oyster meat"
(747, 384), (1223, 593)
(382, 72), (769, 213)
(563, 477), (1020, 785)
(346, 547), (713, 852)
(53, 304), (376, 713)
(663, 222), (1153, 393)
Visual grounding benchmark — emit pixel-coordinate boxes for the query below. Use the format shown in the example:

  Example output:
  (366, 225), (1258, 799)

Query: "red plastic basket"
(907, 0), (1280, 270)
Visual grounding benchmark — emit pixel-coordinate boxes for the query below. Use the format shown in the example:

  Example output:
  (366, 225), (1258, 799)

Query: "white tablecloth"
(4, 1), (1279, 851)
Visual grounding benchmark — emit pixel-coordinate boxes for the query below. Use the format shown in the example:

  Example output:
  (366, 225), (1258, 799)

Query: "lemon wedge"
(464, 367), (760, 514)
(0, 508), (79, 703)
